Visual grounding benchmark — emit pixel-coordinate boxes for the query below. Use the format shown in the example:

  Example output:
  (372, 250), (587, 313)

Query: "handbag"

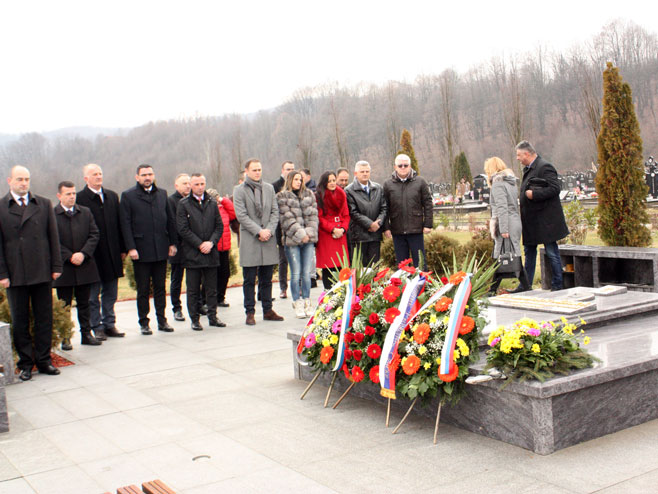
(496, 238), (522, 274)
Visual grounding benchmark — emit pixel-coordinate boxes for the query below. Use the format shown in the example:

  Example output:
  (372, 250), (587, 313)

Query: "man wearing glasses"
(383, 154), (433, 267)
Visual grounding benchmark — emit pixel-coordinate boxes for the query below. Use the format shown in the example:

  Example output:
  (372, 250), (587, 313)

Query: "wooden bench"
(141, 480), (176, 494)
(116, 486), (141, 494)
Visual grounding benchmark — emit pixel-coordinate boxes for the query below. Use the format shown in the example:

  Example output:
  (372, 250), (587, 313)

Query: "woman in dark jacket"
(277, 171), (319, 317)
(315, 171), (350, 289)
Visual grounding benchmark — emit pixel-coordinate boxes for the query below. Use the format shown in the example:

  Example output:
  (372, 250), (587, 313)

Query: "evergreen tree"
(453, 151), (473, 184)
(595, 62), (650, 247)
(398, 129), (419, 173)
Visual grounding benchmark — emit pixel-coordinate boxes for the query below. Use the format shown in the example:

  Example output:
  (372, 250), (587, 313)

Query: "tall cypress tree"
(595, 62), (650, 247)
(398, 129), (419, 173)
(454, 151), (473, 184)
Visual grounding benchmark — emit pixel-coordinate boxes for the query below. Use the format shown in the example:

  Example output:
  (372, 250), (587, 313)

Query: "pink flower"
(325, 305), (334, 313)
(526, 328), (541, 337)
(304, 333), (316, 348)
(490, 337), (501, 347)
(332, 319), (342, 334)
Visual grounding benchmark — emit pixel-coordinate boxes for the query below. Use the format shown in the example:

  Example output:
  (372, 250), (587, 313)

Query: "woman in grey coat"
(485, 157), (531, 294)
(277, 171), (319, 318)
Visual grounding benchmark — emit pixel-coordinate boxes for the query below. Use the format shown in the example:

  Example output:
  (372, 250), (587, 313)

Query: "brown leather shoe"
(245, 313), (256, 326)
(263, 309), (284, 321)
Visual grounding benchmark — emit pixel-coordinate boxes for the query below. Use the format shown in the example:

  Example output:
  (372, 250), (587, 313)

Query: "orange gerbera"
(320, 346), (334, 364)
(384, 307), (401, 324)
(434, 296), (452, 312)
(382, 285), (401, 302)
(402, 355), (421, 375)
(369, 365), (380, 383)
(449, 271), (466, 284)
(413, 323), (431, 344)
(458, 315), (475, 335)
(373, 268), (389, 282)
(339, 268), (352, 282)
(439, 362), (459, 382)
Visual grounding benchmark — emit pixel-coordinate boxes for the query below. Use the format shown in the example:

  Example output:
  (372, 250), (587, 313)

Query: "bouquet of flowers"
(485, 316), (599, 386)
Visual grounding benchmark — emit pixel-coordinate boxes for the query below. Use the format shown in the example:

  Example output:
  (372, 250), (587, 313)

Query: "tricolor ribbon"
(440, 273), (472, 376)
(379, 275), (427, 399)
(332, 270), (357, 372)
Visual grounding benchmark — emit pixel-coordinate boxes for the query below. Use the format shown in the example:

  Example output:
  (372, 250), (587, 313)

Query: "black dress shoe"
(191, 321), (204, 331)
(19, 368), (32, 381)
(38, 365), (61, 376)
(104, 327), (125, 337)
(140, 325), (153, 335)
(217, 301), (230, 308)
(94, 329), (108, 341)
(198, 304), (208, 316)
(509, 285), (528, 294)
(173, 310), (185, 321)
(81, 331), (102, 346)
(158, 323), (174, 333)
(61, 338), (73, 351)
(208, 318), (226, 328)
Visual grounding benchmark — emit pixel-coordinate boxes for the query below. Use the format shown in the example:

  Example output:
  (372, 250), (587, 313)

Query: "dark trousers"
(243, 264), (274, 314)
(392, 233), (426, 268)
(89, 278), (118, 330)
(217, 250), (230, 303)
(186, 267), (217, 322)
(56, 283), (92, 334)
(350, 241), (381, 266)
(524, 242), (563, 290)
(133, 260), (168, 327)
(7, 281), (53, 371)
(321, 268), (339, 290)
(169, 262), (184, 312)
(278, 244), (288, 292)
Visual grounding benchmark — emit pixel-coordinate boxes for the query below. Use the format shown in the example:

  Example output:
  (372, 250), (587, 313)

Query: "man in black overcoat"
(77, 163), (126, 340)
(516, 140), (570, 291)
(120, 164), (177, 334)
(168, 173), (191, 322)
(0, 166), (63, 381)
(54, 181), (102, 347)
(176, 173), (225, 331)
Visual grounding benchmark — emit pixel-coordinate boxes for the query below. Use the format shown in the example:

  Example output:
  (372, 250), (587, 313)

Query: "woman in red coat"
(207, 189), (236, 307)
(315, 171), (350, 289)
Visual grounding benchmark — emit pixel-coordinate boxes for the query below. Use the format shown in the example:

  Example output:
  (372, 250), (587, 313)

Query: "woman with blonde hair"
(485, 157), (530, 294)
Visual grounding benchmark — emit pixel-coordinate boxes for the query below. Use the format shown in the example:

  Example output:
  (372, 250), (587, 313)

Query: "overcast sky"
(1, 0), (656, 134)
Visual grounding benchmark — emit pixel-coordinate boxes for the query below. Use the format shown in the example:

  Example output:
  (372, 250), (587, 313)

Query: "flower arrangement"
(485, 316), (599, 386)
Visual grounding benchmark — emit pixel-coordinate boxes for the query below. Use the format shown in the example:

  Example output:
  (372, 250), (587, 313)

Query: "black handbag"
(496, 238), (522, 274)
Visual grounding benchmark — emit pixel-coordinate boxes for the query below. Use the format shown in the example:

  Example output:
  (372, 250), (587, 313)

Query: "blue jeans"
(285, 243), (315, 301)
(524, 242), (563, 290)
(89, 278), (119, 330)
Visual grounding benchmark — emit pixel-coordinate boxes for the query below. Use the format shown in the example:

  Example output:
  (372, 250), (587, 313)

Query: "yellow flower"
(453, 350), (461, 360)
(323, 296), (329, 304)
(401, 357), (407, 365)
(561, 316), (568, 324)
(429, 314), (438, 324)
(418, 345), (427, 355)
(423, 362), (431, 370)
(583, 336), (591, 345)
(330, 335), (338, 345)
(335, 308), (343, 317)
(322, 338), (330, 347)
(435, 357), (442, 365)
(531, 344), (541, 353)
(456, 338), (470, 357)
(399, 333), (406, 342)
(579, 317), (587, 326)
(443, 316), (450, 325)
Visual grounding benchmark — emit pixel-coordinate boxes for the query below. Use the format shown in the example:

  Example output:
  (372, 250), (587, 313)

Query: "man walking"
(383, 154), (433, 267)
(345, 160), (387, 265)
(0, 166), (62, 380)
(233, 159), (284, 325)
(120, 164), (177, 334)
(272, 161), (295, 299)
(176, 173), (225, 331)
(77, 163), (126, 340)
(516, 140), (569, 291)
(54, 181), (102, 347)
(168, 173), (191, 321)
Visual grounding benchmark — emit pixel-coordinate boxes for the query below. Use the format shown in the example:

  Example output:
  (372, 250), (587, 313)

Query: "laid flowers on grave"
(485, 316), (599, 386)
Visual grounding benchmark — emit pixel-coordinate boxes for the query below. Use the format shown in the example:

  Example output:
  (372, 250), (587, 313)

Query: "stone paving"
(1, 285), (657, 493)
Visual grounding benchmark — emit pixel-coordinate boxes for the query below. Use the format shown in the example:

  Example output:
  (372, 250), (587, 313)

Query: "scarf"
(245, 176), (263, 217)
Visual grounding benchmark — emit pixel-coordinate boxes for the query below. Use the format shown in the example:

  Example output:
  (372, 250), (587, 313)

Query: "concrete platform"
(1, 285), (658, 493)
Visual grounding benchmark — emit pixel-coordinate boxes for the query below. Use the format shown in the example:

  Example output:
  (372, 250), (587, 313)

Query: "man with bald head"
(0, 166), (63, 381)
(77, 164), (127, 341)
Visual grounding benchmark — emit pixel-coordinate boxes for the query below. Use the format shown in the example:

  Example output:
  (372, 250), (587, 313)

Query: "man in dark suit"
(0, 166), (63, 381)
(176, 173), (225, 331)
(168, 173), (191, 322)
(54, 181), (102, 347)
(272, 161), (294, 299)
(120, 164), (177, 334)
(77, 163), (126, 341)
(516, 140), (570, 291)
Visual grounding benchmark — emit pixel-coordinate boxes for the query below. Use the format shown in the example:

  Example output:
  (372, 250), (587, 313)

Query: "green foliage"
(398, 129), (419, 174)
(423, 232), (462, 275)
(560, 201), (598, 245)
(228, 250), (238, 277)
(0, 288), (74, 357)
(595, 62), (650, 247)
(461, 230), (495, 270)
(436, 212), (450, 229)
(453, 151), (473, 184)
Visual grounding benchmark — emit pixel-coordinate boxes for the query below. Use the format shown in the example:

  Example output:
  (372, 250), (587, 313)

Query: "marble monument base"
(288, 312), (658, 455)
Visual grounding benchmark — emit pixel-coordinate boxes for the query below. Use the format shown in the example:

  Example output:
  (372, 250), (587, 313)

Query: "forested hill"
(1, 20), (656, 198)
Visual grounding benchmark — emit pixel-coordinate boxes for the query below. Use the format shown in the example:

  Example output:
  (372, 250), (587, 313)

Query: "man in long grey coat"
(233, 159), (284, 325)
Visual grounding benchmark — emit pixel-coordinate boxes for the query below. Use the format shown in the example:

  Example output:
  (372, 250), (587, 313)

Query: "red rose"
(369, 313), (380, 325)
(369, 365), (380, 383)
(365, 325), (376, 336)
(345, 332), (354, 343)
(390, 278), (402, 286)
(345, 349), (353, 360)
(353, 349), (363, 361)
(351, 365), (365, 383)
(354, 332), (365, 343)
(441, 276), (449, 285)
(350, 303), (362, 317)
(367, 343), (382, 359)
(384, 307), (401, 324)
(363, 284), (372, 294)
